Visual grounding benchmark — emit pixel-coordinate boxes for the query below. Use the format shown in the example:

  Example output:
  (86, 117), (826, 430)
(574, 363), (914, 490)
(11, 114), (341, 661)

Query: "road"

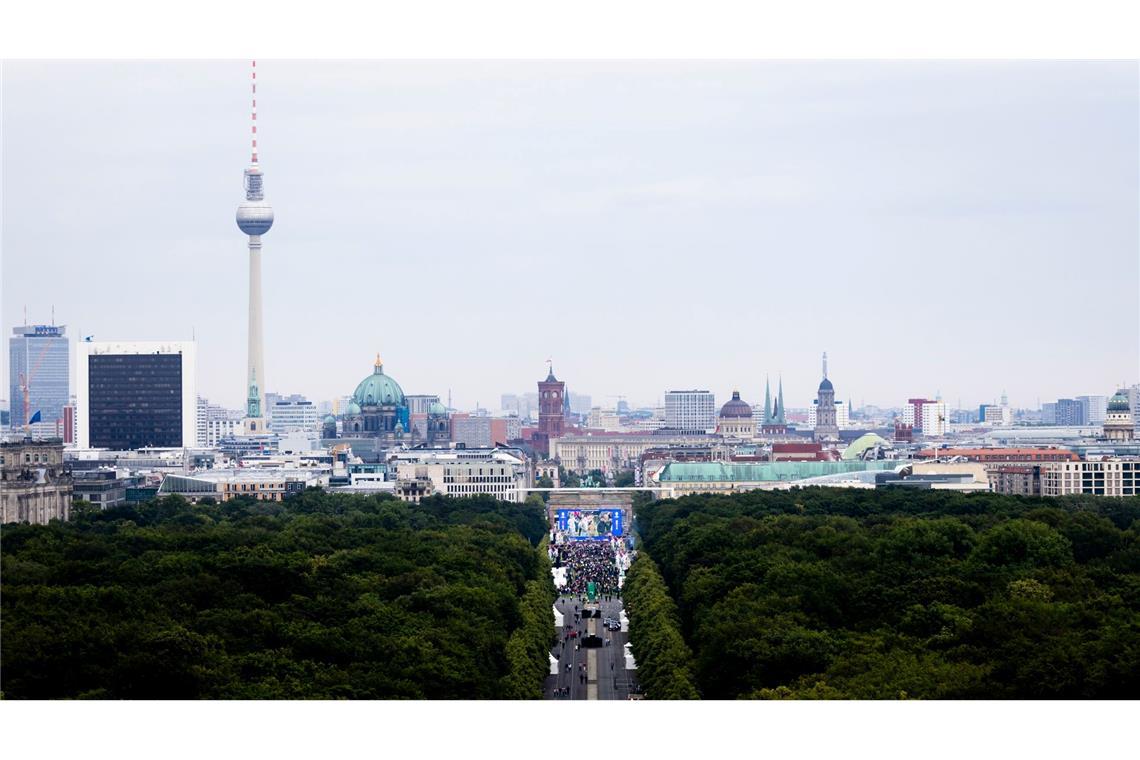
(544, 595), (640, 700)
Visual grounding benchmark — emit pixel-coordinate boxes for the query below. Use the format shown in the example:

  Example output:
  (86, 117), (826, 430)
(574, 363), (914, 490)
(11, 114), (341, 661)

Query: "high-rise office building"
(1054, 398), (1084, 426)
(9, 325), (69, 436)
(268, 396), (319, 436)
(1076, 395), (1107, 425)
(76, 341), (197, 449)
(197, 396), (244, 448)
(665, 390), (716, 433)
(902, 398), (948, 437)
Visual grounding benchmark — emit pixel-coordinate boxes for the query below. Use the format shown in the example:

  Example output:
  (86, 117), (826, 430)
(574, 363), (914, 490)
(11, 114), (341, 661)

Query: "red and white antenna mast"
(250, 59), (258, 164)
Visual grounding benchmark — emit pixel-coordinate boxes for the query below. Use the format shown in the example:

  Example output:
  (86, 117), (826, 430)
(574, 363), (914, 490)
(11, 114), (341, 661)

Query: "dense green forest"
(631, 488), (1140, 699)
(2, 491), (554, 699)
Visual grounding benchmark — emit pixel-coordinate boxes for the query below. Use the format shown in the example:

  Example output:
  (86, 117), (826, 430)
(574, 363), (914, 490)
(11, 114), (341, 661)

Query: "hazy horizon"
(3, 61), (1137, 413)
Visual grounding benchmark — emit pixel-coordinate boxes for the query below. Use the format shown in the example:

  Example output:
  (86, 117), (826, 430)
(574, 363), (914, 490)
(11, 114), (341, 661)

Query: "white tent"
(619, 610), (629, 633)
(553, 605), (564, 628)
(549, 654), (559, 676)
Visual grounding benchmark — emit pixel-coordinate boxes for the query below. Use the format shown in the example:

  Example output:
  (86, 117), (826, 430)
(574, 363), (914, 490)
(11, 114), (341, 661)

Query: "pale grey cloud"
(2, 61), (1136, 413)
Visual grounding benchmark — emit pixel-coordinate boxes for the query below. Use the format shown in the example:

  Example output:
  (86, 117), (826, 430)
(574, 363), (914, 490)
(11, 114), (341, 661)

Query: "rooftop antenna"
(822, 351), (828, 379)
(51, 305), (55, 325)
(250, 59), (258, 165)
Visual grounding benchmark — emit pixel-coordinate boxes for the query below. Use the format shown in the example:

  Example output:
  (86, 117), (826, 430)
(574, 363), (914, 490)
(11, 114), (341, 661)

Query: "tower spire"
(763, 376), (772, 425)
(822, 351), (828, 380)
(250, 60), (258, 165)
(777, 375), (785, 425)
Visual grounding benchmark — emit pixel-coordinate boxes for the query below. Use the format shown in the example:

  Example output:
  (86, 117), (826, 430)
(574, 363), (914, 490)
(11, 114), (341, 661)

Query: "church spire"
(763, 376), (773, 425)
(777, 375), (786, 424)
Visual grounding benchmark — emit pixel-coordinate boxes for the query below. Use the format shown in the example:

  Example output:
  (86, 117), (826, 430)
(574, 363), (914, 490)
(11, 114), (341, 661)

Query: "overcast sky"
(2, 61), (1137, 412)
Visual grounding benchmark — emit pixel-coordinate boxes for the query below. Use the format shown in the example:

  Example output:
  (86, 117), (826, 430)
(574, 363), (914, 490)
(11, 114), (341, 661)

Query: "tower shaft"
(246, 235), (265, 430)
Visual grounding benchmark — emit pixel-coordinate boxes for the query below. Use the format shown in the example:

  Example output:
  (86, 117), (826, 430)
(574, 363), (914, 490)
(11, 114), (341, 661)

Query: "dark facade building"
(88, 353), (184, 449)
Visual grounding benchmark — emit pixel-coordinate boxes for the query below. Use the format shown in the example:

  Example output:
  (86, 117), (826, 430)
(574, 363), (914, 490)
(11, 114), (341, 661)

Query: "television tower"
(235, 60), (274, 434)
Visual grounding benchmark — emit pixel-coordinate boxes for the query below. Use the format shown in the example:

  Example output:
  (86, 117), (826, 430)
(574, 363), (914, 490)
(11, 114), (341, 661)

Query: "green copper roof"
(352, 363), (406, 407)
(657, 460), (900, 482)
(1107, 390), (1131, 413)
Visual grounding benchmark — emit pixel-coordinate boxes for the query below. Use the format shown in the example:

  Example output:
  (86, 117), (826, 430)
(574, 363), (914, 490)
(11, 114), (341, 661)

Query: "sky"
(2, 60), (1137, 413)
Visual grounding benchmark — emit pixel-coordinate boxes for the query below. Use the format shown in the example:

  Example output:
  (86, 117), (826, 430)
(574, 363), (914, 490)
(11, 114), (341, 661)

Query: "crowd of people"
(551, 540), (622, 596)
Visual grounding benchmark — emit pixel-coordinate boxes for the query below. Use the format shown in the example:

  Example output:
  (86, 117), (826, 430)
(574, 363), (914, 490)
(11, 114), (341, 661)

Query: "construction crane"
(18, 339), (55, 433)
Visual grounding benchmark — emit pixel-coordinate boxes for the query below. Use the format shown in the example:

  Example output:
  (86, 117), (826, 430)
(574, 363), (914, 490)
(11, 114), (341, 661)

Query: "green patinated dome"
(841, 433), (889, 461)
(428, 400), (447, 416)
(345, 400), (362, 415)
(352, 356), (405, 407)
(1107, 390), (1131, 413)
(322, 414), (336, 424)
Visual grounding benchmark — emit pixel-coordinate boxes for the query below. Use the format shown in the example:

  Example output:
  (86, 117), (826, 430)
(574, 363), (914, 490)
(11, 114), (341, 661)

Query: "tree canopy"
(2, 490), (554, 699)
(631, 488), (1140, 699)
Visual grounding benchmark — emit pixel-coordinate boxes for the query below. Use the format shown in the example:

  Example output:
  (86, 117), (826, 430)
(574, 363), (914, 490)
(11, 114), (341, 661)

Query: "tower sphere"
(237, 200), (274, 236)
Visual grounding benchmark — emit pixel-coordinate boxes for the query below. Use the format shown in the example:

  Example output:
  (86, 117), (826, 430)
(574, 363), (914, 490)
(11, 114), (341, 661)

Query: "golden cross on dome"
(375, 352), (383, 370)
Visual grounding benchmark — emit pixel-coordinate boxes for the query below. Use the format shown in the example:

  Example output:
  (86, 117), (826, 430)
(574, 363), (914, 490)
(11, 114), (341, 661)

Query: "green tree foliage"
(633, 488), (1140, 699)
(2, 492), (551, 699)
(613, 470), (636, 488)
(624, 556), (700, 699)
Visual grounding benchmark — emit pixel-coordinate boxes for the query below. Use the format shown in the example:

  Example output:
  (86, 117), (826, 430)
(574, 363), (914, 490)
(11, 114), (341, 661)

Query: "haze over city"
(2, 60), (1137, 411)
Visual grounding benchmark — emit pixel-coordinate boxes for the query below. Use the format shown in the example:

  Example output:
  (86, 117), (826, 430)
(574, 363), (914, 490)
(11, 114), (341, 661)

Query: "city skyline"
(2, 61), (1137, 411)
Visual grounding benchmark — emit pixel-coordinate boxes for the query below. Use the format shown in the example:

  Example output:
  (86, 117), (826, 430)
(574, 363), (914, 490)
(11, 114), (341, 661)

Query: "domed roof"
(427, 400), (447, 416)
(841, 433), (889, 461)
(345, 401), (362, 415)
(352, 355), (406, 408)
(1108, 390), (1131, 413)
(818, 377), (834, 392)
(719, 390), (753, 419)
(322, 414), (336, 424)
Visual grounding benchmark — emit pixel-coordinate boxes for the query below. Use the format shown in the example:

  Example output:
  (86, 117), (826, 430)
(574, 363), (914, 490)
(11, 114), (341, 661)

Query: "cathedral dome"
(428, 400), (447, 416)
(719, 391), (753, 419)
(352, 355), (406, 407)
(818, 377), (834, 392)
(1108, 390), (1131, 413)
(345, 401), (362, 415)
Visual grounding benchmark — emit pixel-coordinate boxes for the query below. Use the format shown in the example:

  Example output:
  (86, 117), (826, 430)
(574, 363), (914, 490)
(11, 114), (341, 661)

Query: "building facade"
(9, 324), (70, 436)
(665, 390), (716, 433)
(1054, 398), (1084, 426)
(268, 397), (319, 435)
(1, 440), (72, 524)
(388, 448), (530, 502)
(553, 432), (718, 474)
(903, 399), (948, 437)
(1039, 459), (1137, 497)
(76, 341), (197, 450)
(1077, 395), (1108, 425)
(988, 465), (1041, 496)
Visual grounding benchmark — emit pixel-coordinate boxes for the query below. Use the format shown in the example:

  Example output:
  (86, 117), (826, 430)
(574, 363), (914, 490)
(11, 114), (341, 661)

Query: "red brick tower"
(535, 361), (565, 456)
